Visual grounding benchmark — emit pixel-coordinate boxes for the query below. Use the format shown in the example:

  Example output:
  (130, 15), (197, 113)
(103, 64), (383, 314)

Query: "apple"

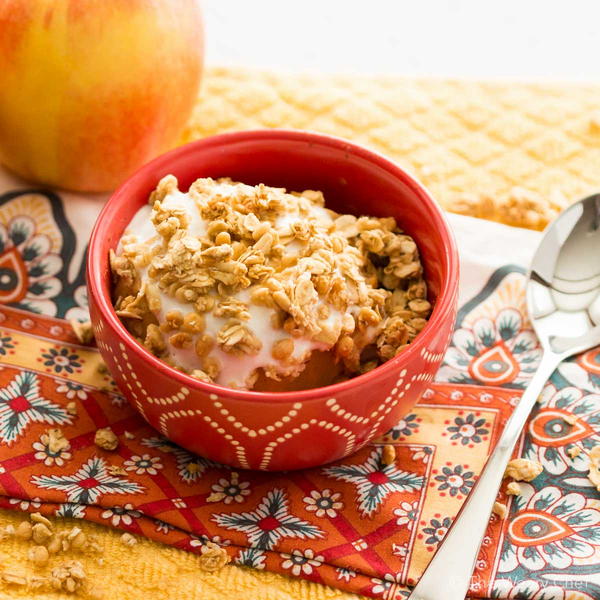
(0, 0), (204, 192)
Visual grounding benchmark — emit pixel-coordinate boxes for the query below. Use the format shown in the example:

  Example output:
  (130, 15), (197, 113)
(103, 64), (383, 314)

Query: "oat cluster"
(0, 511), (102, 596)
(504, 458), (543, 482)
(506, 481), (521, 496)
(111, 176), (431, 389)
(70, 319), (94, 345)
(197, 541), (230, 572)
(589, 445), (600, 491)
(492, 501), (508, 519)
(94, 427), (119, 451)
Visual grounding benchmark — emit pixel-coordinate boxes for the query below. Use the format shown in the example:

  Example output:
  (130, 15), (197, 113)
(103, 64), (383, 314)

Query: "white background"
(204, 0), (599, 81)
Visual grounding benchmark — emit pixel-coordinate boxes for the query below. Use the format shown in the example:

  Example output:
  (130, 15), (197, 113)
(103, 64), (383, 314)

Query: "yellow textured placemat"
(1, 65), (600, 600)
(183, 67), (600, 230)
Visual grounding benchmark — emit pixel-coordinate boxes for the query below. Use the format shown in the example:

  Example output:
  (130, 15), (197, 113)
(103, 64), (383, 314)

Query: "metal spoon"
(408, 193), (600, 600)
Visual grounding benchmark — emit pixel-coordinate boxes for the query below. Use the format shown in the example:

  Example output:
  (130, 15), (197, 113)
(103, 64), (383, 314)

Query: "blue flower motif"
(41, 346), (82, 374)
(0, 370), (71, 444)
(434, 464), (475, 497)
(389, 413), (419, 440)
(422, 516), (452, 545)
(446, 413), (489, 445)
(324, 447), (423, 517)
(55, 503), (86, 519)
(235, 547), (266, 569)
(0, 334), (15, 356)
(212, 489), (323, 550)
(142, 435), (219, 483)
(32, 456), (144, 504)
(154, 519), (175, 535)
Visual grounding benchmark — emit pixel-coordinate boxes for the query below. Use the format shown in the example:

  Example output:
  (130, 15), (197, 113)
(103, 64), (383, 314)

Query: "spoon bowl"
(409, 193), (600, 600)
(528, 193), (600, 355)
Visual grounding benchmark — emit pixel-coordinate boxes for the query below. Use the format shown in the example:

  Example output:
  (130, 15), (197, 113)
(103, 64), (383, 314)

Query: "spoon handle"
(408, 354), (559, 600)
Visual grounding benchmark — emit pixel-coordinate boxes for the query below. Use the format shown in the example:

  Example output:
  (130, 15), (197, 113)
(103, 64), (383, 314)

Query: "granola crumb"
(66, 401), (78, 416)
(504, 458), (543, 482)
(15, 520), (33, 540)
(197, 541), (230, 573)
(190, 369), (212, 382)
(567, 445), (582, 459)
(47, 428), (70, 454)
(124, 431), (135, 440)
(271, 338), (294, 361)
(29, 575), (48, 589)
(492, 502), (508, 519)
(506, 481), (521, 496)
(50, 560), (86, 593)
(85, 535), (104, 554)
(30, 512), (53, 529)
(28, 545), (50, 567)
(96, 361), (109, 375)
(70, 319), (94, 344)
(107, 465), (127, 477)
(47, 536), (62, 555)
(57, 531), (71, 553)
(381, 444), (396, 466)
(588, 445), (600, 491)
(206, 492), (226, 503)
(120, 532), (137, 547)
(31, 522), (53, 545)
(563, 413), (578, 425)
(94, 427), (119, 451)
(68, 527), (87, 550)
(0, 569), (27, 586)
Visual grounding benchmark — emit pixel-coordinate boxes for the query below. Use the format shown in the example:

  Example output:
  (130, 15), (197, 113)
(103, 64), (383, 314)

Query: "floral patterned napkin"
(0, 172), (598, 600)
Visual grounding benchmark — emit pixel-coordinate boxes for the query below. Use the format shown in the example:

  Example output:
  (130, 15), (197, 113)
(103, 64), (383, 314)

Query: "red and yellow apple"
(0, 0), (204, 192)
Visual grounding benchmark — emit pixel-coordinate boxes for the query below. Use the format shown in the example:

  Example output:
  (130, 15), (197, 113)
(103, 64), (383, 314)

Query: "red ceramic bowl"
(87, 130), (459, 471)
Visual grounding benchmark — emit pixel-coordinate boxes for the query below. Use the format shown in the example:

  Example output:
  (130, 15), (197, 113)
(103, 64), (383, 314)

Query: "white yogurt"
(120, 192), (343, 389)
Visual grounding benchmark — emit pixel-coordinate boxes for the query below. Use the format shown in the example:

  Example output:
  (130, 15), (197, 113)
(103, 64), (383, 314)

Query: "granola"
(111, 176), (431, 390)
(15, 520), (33, 541)
(589, 445), (600, 491)
(506, 481), (521, 496)
(504, 458), (543, 482)
(381, 444), (396, 466)
(492, 501), (508, 519)
(31, 523), (53, 545)
(1, 570), (27, 586)
(70, 319), (94, 344)
(28, 545), (49, 567)
(197, 541), (230, 572)
(120, 532), (137, 547)
(46, 428), (70, 454)
(94, 428), (119, 451)
(50, 560), (86, 593)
